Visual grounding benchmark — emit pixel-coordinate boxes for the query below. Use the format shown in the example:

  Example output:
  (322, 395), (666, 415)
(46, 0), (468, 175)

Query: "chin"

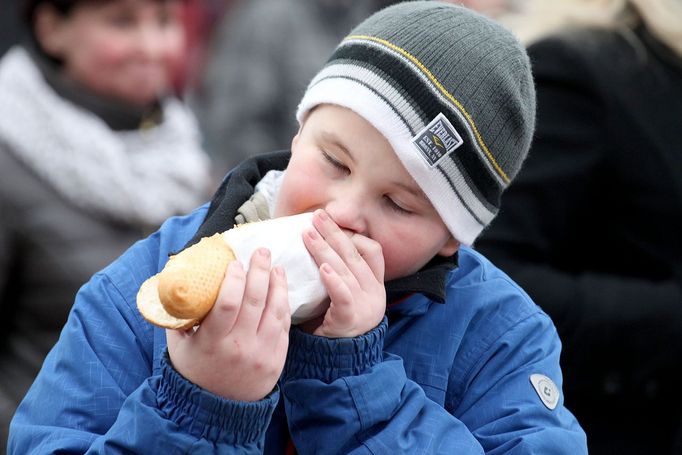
(119, 90), (161, 107)
(122, 80), (167, 103)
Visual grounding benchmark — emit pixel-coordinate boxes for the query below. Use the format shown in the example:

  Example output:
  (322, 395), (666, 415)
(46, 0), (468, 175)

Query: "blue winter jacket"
(8, 156), (587, 454)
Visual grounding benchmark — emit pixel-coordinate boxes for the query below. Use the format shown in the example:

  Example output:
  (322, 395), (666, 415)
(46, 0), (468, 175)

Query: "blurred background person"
(0, 0), (212, 449)
(0, 0), (28, 57)
(476, 0), (682, 453)
(188, 0), (398, 176)
(450, 0), (524, 19)
(171, 0), (234, 93)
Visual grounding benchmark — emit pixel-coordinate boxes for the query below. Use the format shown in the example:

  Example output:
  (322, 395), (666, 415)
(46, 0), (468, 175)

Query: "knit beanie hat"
(296, 1), (536, 246)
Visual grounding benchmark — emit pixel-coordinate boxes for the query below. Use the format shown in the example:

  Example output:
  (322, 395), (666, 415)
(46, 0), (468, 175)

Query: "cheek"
(276, 160), (326, 217)
(376, 221), (449, 281)
(380, 236), (426, 280)
(71, 35), (130, 76)
(162, 28), (186, 63)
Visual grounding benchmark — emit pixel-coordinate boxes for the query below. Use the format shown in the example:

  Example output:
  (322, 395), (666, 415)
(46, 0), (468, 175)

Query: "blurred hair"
(23, 0), (183, 28)
(502, 0), (682, 57)
(24, 0), (108, 27)
(22, 0), (184, 64)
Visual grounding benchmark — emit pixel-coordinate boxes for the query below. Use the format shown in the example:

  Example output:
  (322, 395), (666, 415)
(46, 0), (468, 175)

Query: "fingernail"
(274, 266), (285, 278)
(307, 229), (318, 240)
(229, 260), (243, 271)
(317, 210), (328, 221)
(258, 248), (270, 258)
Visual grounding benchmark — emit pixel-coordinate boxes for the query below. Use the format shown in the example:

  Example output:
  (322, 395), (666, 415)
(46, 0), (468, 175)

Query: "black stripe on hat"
(330, 57), (428, 133)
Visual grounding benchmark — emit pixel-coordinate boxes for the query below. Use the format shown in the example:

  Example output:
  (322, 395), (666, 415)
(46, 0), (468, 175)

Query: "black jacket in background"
(476, 26), (682, 455)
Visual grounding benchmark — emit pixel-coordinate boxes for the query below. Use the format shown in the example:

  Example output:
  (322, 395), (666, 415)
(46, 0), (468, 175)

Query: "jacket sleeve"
(282, 315), (586, 454)
(8, 237), (278, 454)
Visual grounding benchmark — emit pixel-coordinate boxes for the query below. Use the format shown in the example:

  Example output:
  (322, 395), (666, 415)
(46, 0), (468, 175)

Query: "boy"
(9, 2), (587, 453)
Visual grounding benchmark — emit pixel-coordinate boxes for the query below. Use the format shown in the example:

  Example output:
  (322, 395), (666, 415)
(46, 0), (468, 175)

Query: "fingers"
(258, 267), (291, 338)
(192, 248), (290, 341)
(198, 260), (246, 337)
(233, 248), (273, 334)
(305, 209), (384, 289)
(166, 248), (291, 401)
(311, 210), (363, 274)
(350, 234), (385, 284)
(319, 263), (355, 323)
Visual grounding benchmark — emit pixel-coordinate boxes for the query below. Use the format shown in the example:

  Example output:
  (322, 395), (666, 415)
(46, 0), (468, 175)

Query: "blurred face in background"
(35, 0), (185, 106)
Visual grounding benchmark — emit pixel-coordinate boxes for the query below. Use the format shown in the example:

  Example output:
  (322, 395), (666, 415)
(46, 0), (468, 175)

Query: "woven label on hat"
(412, 113), (464, 167)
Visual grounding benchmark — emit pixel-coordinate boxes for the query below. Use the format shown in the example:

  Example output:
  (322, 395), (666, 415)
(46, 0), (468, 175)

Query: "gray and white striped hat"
(296, 1), (535, 245)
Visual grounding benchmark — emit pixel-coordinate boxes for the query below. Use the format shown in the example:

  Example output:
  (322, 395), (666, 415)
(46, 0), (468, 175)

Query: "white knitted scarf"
(0, 47), (212, 227)
(234, 170), (283, 225)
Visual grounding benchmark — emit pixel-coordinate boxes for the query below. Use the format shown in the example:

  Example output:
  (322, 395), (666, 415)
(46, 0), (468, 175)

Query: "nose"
(137, 24), (166, 61)
(324, 192), (368, 235)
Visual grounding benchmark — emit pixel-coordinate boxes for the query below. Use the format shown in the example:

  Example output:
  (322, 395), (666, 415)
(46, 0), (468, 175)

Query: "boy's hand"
(166, 248), (291, 401)
(301, 209), (386, 338)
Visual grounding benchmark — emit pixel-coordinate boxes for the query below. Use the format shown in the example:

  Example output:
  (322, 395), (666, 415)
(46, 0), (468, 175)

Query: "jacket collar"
(188, 150), (456, 304)
(385, 253), (457, 304)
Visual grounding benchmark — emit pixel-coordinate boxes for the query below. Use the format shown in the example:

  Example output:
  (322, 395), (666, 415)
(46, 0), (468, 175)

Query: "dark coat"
(0, 142), (146, 446)
(0, 47), (176, 449)
(476, 26), (682, 454)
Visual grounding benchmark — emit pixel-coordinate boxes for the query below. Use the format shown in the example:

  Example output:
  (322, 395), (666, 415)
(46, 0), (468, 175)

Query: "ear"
(437, 236), (460, 257)
(34, 4), (69, 57)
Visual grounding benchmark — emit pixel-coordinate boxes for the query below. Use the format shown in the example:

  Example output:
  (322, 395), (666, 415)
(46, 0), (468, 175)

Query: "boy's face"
(274, 104), (459, 281)
(37, 0), (184, 106)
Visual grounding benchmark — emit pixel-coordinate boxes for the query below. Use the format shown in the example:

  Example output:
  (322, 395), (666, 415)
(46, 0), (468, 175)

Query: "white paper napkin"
(223, 213), (328, 324)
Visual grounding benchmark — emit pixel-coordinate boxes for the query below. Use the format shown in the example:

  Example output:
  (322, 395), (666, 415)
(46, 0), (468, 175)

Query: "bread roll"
(159, 233), (236, 319)
(136, 213), (328, 330)
(137, 233), (235, 330)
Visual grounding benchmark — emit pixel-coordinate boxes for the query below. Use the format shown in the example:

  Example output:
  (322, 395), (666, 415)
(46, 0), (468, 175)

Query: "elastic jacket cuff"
(283, 317), (387, 383)
(158, 351), (278, 445)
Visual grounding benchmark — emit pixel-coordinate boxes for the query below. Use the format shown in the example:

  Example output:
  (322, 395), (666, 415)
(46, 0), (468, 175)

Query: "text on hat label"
(412, 113), (464, 167)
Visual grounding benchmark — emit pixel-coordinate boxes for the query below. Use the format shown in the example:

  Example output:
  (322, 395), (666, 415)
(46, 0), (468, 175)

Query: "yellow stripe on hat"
(345, 34), (511, 184)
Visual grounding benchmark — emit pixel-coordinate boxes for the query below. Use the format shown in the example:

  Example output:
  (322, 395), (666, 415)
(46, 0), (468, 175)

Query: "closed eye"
(384, 196), (412, 215)
(322, 150), (350, 174)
